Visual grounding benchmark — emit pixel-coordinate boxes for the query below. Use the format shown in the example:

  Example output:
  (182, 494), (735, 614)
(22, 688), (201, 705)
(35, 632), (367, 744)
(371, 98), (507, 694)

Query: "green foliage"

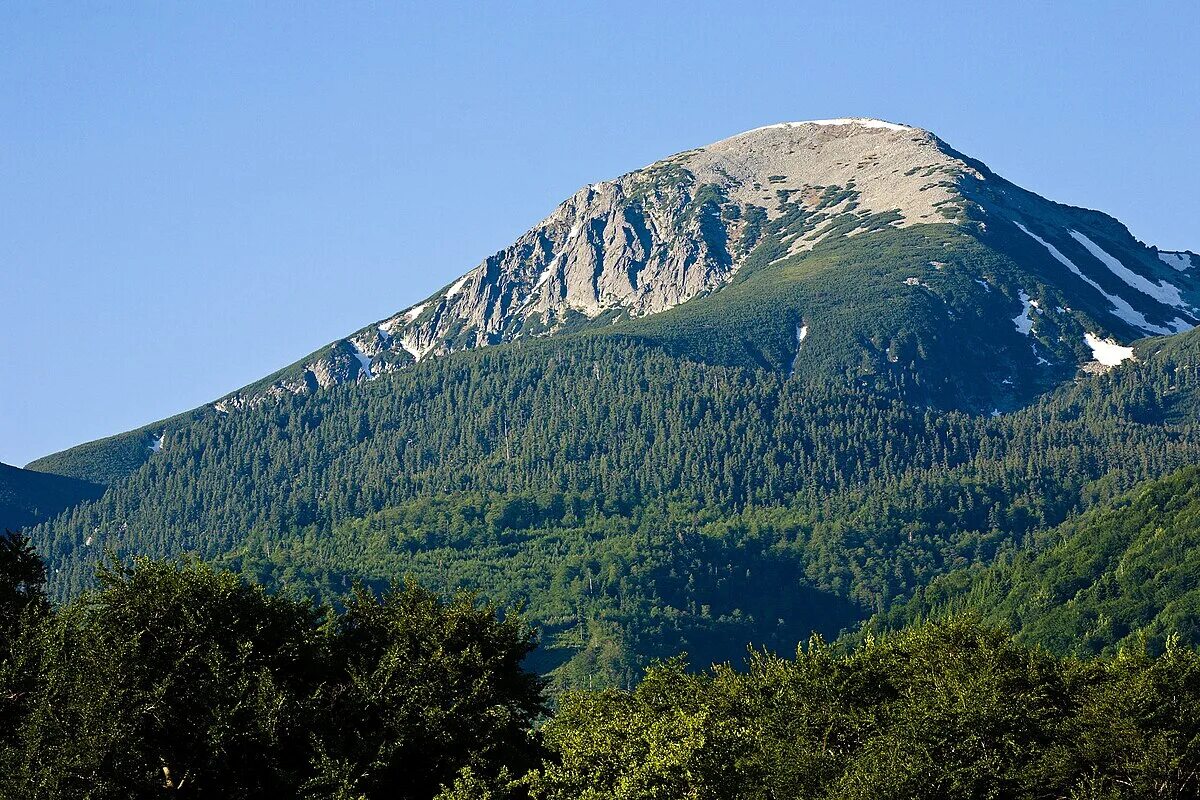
(0, 557), (545, 800)
(0, 528), (48, 636)
(529, 618), (1200, 799)
(4, 548), (1200, 798)
(0, 528), (49, 745)
(8, 557), (325, 797)
(307, 581), (545, 799)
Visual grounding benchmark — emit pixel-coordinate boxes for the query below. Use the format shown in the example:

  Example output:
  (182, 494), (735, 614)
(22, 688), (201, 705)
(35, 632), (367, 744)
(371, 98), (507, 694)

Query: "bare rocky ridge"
(215, 118), (1199, 410)
(376, 119), (974, 345)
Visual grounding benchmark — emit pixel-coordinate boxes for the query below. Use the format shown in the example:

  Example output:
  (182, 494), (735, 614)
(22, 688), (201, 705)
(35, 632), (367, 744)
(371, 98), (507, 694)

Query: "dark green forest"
(3, 534), (1198, 799)
(0, 462), (102, 532)
(26, 321), (1200, 687)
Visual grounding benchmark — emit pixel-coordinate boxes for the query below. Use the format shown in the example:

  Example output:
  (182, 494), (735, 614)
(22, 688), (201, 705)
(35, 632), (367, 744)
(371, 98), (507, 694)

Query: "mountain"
(203, 118), (1200, 410)
(0, 463), (103, 532)
(30, 118), (1199, 485)
(21, 118), (1200, 686)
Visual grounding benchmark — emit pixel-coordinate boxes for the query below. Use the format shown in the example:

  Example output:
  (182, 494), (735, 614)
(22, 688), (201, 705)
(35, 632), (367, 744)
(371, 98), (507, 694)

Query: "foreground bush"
(0, 538), (544, 799)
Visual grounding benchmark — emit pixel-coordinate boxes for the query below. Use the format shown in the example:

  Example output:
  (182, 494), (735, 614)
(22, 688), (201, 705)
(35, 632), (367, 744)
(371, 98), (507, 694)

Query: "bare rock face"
(372, 119), (975, 355)
(214, 118), (1199, 409)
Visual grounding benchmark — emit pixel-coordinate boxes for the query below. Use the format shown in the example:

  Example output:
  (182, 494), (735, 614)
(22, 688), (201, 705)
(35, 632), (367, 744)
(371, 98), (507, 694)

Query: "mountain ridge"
(185, 118), (1196, 416)
(0, 463), (103, 531)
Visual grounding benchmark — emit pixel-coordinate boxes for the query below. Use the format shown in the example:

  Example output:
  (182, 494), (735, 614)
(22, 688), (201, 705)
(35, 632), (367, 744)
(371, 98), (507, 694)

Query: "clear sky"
(3, 1), (1197, 467)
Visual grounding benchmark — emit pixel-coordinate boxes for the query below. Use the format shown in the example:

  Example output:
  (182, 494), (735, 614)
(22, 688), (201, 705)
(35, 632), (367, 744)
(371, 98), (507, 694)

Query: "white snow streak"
(975, 279), (991, 293)
(1068, 231), (1187, 309)
(1084, 333), (1135, 367)
(403, 303), (428, 323)
(445, 274), (470, 298)
(789, 323), (809, 378)
(1013, 222), (1177, 336)
(348, 342), (374, 380)
(148, 433), (164, 453)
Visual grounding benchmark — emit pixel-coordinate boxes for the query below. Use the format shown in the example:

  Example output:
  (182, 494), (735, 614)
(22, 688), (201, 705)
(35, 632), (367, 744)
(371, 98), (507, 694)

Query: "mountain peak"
(207, 118), (1198, 413)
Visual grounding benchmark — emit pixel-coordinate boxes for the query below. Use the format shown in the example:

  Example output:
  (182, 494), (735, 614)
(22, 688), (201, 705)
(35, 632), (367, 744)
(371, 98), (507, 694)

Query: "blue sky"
(3, 1), (1198, 467)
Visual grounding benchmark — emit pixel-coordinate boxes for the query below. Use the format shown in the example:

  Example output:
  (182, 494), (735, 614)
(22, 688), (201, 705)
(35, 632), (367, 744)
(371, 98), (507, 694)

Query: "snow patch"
(740, 118), (913, 136)
(1068, 231), (1188, 309)
(568, 221), (582, 239)
(1084, 333), (1135, 367)
(445, 274), (471, 298)
(1159, 252), (1194, 272)
(403, 303), (428, 323)
(789, 323), (809, 377)
(347, 341), (374, 380)
(975, 279), (991, 293)
(1014, 222), (1178, 336)
(148, 433), (164, 453)
(1012, 290), (1036, 335)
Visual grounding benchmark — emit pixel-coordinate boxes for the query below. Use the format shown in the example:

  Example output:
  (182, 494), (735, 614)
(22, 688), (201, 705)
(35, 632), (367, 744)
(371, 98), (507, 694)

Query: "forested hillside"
(876, 464), (1200, 655)
(28, 322), (1200, 686)
(0, 463), (102, 532)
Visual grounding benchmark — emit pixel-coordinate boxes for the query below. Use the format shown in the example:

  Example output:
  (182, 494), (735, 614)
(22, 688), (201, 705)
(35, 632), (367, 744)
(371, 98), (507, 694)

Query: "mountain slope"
(27, 325), (1200, 686)
(0, 463), (103, 532)
(29, 118), (1198, 485)
(220, 117), (1198, 407)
